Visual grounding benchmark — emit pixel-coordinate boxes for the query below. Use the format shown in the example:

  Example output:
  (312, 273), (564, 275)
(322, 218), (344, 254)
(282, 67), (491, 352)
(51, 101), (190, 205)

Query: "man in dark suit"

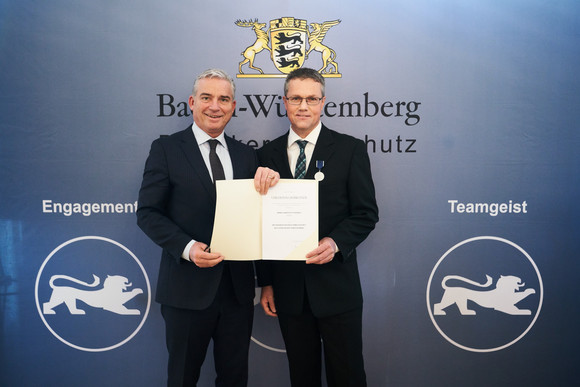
(137, 69), (279, 387)
(257, 68), (379, 387)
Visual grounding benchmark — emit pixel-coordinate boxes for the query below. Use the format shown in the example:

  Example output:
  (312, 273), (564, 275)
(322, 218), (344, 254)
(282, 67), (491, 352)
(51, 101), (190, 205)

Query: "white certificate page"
(261, 180), (318, 260)
(210, 179), (318, 260)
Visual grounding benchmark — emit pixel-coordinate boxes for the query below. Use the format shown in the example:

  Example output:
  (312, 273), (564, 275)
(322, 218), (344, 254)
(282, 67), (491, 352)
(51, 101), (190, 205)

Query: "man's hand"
(189, 242), (224, 268)
(305, 237), (337, 265)
(260, 285), (277, 317)
(254, 167), (280, 194)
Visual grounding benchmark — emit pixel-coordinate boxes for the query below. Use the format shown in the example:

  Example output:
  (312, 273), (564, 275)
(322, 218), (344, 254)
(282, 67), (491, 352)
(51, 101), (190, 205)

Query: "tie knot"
(296, 140), (308, 150)
(208, 139), (220, 151)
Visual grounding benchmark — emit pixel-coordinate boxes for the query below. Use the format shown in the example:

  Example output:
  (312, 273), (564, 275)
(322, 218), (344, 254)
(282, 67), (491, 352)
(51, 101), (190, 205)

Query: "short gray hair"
(192, 69), (236, 98)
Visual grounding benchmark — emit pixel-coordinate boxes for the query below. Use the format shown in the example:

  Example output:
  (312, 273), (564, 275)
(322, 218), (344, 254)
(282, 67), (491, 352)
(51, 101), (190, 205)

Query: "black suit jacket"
(257, 125), (379, 317)
(137, 127), (258, 310)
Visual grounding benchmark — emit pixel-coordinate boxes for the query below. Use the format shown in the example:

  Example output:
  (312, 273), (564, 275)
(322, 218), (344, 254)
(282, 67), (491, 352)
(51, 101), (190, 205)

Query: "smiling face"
(188, 77), (236, 138)
(283, 78), (326, 138)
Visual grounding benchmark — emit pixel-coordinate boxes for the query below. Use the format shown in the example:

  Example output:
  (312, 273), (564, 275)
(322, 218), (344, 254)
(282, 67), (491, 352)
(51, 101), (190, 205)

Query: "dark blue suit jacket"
(257, 125), (379, 317)
(137, 127), (258, 310)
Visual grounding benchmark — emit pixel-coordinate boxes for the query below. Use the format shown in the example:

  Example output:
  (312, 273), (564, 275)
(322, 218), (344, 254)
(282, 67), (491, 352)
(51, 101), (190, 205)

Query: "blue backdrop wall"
(1, 1), (579, 386)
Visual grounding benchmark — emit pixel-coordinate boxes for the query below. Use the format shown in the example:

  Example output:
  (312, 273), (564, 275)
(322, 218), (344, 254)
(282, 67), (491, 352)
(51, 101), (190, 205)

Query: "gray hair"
(192, 69), (236, 98)
(284, 68), (325, 97)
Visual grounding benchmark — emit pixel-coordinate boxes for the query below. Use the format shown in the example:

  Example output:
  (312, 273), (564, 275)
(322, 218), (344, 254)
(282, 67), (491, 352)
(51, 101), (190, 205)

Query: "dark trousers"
(277, 295), (366, 387)
(161, 266), (253, 387)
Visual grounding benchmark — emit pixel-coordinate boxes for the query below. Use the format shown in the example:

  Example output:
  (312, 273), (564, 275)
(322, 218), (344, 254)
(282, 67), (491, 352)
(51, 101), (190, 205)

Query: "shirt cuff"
(182, 240), (196, 261)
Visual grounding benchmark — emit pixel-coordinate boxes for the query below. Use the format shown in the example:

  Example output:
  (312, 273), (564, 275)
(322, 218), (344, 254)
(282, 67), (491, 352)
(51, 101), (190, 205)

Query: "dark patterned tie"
(207, 139), (225, 182)
(294, 140), (308, 179)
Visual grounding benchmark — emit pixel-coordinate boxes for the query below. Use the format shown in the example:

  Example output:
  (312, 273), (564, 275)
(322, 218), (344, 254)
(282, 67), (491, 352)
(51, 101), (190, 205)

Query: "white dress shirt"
(192, 123), (234, 181)
(287, 123), (322, 177)
(182, 124), (234, 261)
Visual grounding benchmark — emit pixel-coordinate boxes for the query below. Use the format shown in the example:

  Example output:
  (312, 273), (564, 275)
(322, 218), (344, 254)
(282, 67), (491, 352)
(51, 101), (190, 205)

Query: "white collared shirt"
(191, 123), (234, 181)
(287, 123), (322, 177)
(182, 124), (234, 261)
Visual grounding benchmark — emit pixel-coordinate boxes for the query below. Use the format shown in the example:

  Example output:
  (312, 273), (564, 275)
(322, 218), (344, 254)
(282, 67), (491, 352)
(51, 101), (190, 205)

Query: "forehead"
(286, 78), (323, 96)
(195, 78), (234, 98)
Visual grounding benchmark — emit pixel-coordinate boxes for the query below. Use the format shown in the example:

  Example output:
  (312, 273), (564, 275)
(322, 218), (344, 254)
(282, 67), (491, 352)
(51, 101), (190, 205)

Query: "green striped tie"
(294, 140), (308, 179)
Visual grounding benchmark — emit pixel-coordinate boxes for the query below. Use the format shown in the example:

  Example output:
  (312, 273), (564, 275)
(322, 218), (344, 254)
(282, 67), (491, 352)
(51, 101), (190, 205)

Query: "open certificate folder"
(210, 179), (318, 261)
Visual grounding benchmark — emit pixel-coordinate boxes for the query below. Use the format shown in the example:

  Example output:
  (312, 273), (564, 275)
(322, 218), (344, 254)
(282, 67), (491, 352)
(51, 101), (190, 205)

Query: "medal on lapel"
(314, 160), (325, 181)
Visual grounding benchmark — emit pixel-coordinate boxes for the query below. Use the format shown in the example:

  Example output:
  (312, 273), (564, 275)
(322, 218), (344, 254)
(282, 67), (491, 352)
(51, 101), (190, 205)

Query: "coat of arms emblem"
(236, 17), (341, 78)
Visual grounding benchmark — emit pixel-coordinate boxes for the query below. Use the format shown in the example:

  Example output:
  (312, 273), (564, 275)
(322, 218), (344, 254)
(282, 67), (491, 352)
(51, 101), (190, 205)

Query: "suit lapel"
(177, 128), (216, 199)
(265, 133), (294, 179)
(307, 125), (335, 179)
(225, 136), (244, 179)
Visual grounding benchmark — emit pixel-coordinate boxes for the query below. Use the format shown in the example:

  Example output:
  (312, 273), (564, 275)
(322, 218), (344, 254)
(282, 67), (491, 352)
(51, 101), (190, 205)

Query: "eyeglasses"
(285, 96), (323, 105)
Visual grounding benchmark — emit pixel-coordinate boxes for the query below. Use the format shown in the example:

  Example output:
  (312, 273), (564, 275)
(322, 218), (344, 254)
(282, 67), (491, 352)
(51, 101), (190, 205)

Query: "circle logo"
(35, 236), (151, 352)
(426, 236), (543, 352)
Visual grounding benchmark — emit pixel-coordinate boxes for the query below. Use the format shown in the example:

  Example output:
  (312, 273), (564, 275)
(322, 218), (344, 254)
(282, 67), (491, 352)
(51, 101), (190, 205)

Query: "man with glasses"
(257, 68), (379, 387)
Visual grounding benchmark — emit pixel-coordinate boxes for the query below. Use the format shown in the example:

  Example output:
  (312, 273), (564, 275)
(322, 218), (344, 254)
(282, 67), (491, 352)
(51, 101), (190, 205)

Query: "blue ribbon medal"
(314, 160), (325, 181)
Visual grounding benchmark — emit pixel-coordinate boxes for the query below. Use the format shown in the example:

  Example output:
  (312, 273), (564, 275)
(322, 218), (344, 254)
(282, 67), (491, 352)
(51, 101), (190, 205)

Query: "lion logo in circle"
(43, 274), (143, 315)
(433, 274), (536, 316)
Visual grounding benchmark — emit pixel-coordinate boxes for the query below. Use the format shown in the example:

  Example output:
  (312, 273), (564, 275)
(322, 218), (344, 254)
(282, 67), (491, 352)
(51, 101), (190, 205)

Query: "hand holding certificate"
(210, 179), (318, 260)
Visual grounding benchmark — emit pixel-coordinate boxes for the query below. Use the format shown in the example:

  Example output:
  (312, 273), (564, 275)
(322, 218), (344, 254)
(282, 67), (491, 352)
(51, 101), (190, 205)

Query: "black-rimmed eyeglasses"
(285, 96), (323, 105)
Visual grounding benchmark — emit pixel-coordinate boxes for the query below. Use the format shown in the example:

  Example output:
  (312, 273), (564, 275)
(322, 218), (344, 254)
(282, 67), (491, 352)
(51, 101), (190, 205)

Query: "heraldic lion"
(43, 274), (143, 315)
(433, 274), (535, 316)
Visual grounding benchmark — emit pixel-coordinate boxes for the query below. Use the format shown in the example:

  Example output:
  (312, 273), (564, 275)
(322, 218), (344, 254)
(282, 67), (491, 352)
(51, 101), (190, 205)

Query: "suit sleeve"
(136, 138), (192, 261)
(328, 139), (379, 261)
